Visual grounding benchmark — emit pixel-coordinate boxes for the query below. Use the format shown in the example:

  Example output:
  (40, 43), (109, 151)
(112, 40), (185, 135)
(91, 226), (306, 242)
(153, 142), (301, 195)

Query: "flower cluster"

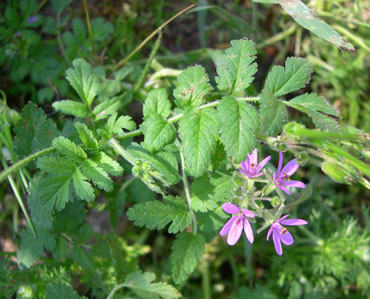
(220, 149), (308, 255)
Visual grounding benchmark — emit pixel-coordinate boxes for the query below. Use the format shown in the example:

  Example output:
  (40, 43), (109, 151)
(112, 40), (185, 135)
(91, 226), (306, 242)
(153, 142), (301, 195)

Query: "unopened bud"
(142, 162), (152, 171)
(271, 196), (282, 208)
(296, 151), (309, 166)
(232, 176), (244, 188)
(132, 166), (142, 178)
(262, 183), (275, 196)
(283, 121), (306, 138)
(321, 162), (351, 184)
(262, 211), (274, 221)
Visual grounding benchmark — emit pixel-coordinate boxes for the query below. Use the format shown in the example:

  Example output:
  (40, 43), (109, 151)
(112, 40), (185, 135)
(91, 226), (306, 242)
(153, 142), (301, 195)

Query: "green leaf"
(198, 207), (229, 232)
(39, 175), (73, 211)
(265, 57), (313, 97)
(191, 175), (218, 212)
(28, 181), (53, 230)
(141, 114), (176, 152)
(120, 271), (181, 299)
(217, 96), (260, 162)
(31, 117), (59, 153)
(173, 66), (212, 108)
(36, 156), (76, 175)
(143, 89), (171, 119)
(216, 39), (257, 95)
(170, 232), (205, 284)
(107, 113), (136, 135)
(92, 97), (121, 120)
(71, 245), (95, 271)
(53, 136), (87, 163)
(127, 144), (180, 185)
(93, 152), (123, 177)
(66, 58), (99, 106)
(127, 196), (191, 234)
(283, 93), (339, 131)
(50, 0), (72, 13)
(53, 100), (90, 117)
(75, 122), (99, 152)
(52, 237), (69, 261)
(259, 90), (288, 136)
(179, 108), (219, 177)
(279, 0), (354, 51)
(18, 228), (56, 268)
(81, 159), (113, 192)
(45, 283), (84, 299)
(72, 168), (95, 202)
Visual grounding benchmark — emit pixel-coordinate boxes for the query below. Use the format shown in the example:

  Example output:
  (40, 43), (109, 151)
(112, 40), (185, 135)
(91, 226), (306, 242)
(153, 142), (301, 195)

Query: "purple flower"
(27, 16), (40, 24)
(239, 149), (271, 179)
(267, 215), (308, 256)
(273, 151), (305, 195)
(220, 203), (254, 245)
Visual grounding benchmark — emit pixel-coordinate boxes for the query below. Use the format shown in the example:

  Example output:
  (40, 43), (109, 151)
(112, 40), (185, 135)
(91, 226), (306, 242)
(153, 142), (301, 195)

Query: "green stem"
(179, 148), (197, 234)
(0, 147), (55, 184)
(243, 237), (253, 289)
(116, 96), (260, 141)
(256, 25), (297, 50)
(108, 138), (136, 165)
(56, 11), (71, 66)
(107, 283), (125, 299)
(83, 0), (96, 61)
(201, 256), (211, 299)
(2, 160), (37, 238)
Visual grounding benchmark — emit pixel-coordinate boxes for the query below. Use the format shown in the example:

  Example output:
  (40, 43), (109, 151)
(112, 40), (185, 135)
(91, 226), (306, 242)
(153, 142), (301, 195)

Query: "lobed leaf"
(283, 93), (339, 131)
(265, 57), (312, 97)
(53, 136), (87, 163)
(45, 283), (85, 299)
(53, 100), (90, 118)
(107, 113), (136, 135)
(81, 159), (113, 192)
(215, 39), (257, 95)
(217, 96), (260, 162)
(179, 108), (219, 177)
(92, 97), (122, 121)
(75, 122), (99, 152)
(93, 152), (123, 177)
(170, 232), (205, 284)
(121, 271), (181, 299)
(259, 90), (288, 136)
(141, 114), (176, 152)
(66, 58), (99, 106)
(143, 89), (171, 119)
(72, 168), (95, 202)
(191, 175), (218, 212)
(173, 66), (212, 108)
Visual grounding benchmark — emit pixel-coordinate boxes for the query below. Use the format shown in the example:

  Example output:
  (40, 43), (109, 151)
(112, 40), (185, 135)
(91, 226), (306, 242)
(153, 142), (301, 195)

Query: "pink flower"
(220, 203), (254, 245)
(239, 149), (271, 179)
(273, 151), (305, 194)
(267, 215), (308, 256)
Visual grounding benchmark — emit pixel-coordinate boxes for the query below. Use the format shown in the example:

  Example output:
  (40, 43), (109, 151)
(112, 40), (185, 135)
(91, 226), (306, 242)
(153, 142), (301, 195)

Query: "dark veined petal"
(280, 219), (308, 226)
(222, 203), (240, 214)
(243, 219), (254, 244)
(272, 229), (283, 256)
(227, 215), (243, 246)
(220, 216), (237, 236)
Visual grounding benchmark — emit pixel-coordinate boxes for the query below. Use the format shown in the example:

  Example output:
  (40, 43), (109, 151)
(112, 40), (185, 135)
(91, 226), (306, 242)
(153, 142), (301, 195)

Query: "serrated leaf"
(52, 237), (69, 261)
(265, 57), (312, 97)
(39, 175), (73, 211)
(75, 122), (99, 152)
(36, 156), (76, 175)
(283, 93), (339, 131)
(259, 90), (288, 136)
(107, 113), (136, 135)
(53, 100), (90, 118)
(53, 136), (87, 163)
(191, 175), (218, 212)
(66, 58), (98, 106)
(127, 144), (180, 185)
(143, 89), (171, 119)
(215, 39), (257, 95)
(127, 196), (191, 234)
(18, 228), (56, 268)
(93, 152), (123, 177)
(121, 271), (181, 299)
(45, 283), (84, 299)
(93, 97), (122, 120)
(279, 0), (354, 51)
(173, 66), (212, 108)
(141, 115), (176, 152)
(31, 117), (59, 153)
(179, 108), (219, 177)
(71, 245), (95, 271)
(170, 232), (205, 284)
(198, 207), (229, 232)
(28, 181), (53, 230)
(72, 168), (95, 202)
(81, 159), (113, 192)
(217, 96), (260, 162)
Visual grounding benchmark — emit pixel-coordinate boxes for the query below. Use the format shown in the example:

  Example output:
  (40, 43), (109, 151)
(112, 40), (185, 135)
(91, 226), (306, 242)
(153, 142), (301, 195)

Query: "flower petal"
(220, 216), (237, 236)
(281, 159), (299, 176)
(272, 229), (283, 256)
(227, 215), (243, 245)
(244, 219), (254, 244)
(249, 149), (258, 165)
(280, 219), (308, 226)
(240, 161), (249, 173)
(267, 226), (273, 241)
(222, 203), (240, 214)
(283, 180), (305, 188)
(277, 183), (291, 195)
(250, 173), (264, 178)
(277, 215), (289, 223)
(256, 155), (271, 173)
(277, 151), (283, 175)
(278, 226), (294, 245)
(242, 209), (255, 218)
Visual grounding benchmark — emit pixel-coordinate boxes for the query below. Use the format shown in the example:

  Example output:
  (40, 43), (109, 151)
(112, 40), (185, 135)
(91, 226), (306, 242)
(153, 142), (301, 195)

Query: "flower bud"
(132, 166), (142, 178)
(321, 162), (352, 184)
(283, 121), (306, 138)
(232, 176), (244, 188)
(271, 196), (282, 207)
(262, 183), (275, 196)
(262, 211), (274, 221)
(296, 151), (309, 166)
(142, 162), (153, 171)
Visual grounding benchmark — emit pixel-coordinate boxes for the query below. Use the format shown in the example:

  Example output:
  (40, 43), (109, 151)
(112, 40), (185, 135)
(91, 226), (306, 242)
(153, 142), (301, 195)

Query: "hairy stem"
(83, 0), (95, 61)
(108, 138), (136, 165)
(179, 148), (197, 234)
(0, 147), (55, 184)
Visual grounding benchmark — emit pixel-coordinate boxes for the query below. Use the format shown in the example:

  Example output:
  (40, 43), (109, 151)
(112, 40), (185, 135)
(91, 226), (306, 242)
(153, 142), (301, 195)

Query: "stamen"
(282, 172), (290, 181)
